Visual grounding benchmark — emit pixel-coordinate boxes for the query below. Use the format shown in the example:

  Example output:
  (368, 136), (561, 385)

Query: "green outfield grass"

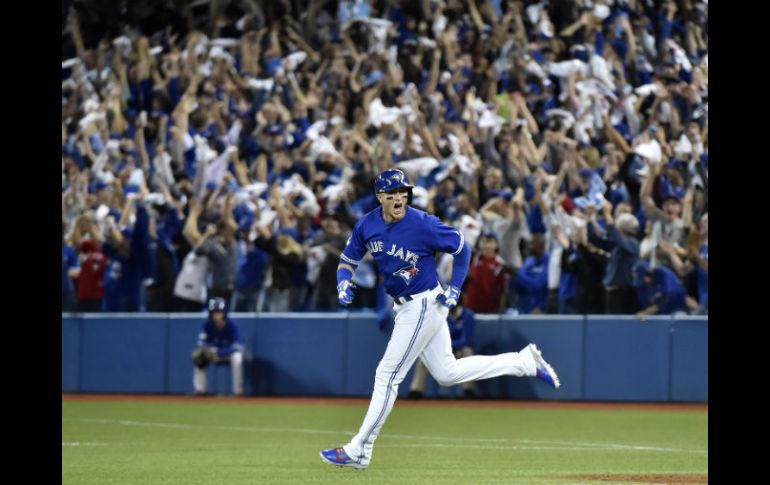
(62, 398), (707, 484)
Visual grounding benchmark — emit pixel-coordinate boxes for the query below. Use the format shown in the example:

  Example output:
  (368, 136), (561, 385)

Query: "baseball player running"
(320, 169), (560, 469)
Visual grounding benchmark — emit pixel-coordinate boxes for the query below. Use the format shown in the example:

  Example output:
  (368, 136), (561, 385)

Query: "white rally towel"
(478, 109), (505, 129)
(368, 98), (403, 127)
(396, 157), (440, 178)
(634, 139), (662, 164)
(548, 59), (590, 78)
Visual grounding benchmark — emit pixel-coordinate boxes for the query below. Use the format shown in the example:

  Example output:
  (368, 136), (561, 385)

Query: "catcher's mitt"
(192, 347), (218, 369)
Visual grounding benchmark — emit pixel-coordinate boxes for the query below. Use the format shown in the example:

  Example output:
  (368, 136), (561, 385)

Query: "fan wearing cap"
(432, 176), (460, 220)
(640, 161), (687, 261)
(632, 261), (688, 321)
(512, 233), (550, 314)
(191, 297), (245, 396)
(464, 230), (510, 314)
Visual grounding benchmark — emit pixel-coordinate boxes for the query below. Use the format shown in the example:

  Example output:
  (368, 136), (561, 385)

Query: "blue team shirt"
(101, 205), (151, 311)
(636, 266), (687, 314)
(341, 207), (464, 299)
(197, 318), (244, 358)
(62, 244), (79, 295)
(513, 253), (550, 314)
(236, 245), (270, 290)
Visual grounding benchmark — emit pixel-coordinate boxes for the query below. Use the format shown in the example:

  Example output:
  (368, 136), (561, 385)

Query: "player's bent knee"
(434, 376), (453, 386)
(433, 370), (461, 387)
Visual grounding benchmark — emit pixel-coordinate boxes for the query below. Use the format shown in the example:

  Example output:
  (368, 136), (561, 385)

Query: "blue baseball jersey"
(341, 207), (464, 299)
(197, 318), (244, 358)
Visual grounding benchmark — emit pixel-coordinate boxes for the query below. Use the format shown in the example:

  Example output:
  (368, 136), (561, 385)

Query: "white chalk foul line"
(63, 418), (503, 443)
(378, 442), (707, 453)
(519, 439), (707, 454)
(379, 432), (506, 443)
(377, 443), (628, 451)
(64, 417), (349, 436)
(62, 418), (706, 454)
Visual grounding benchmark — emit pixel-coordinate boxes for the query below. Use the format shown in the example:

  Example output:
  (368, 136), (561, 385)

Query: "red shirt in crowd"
(77, 241), (108, 301)
(464, 252), (508, 314)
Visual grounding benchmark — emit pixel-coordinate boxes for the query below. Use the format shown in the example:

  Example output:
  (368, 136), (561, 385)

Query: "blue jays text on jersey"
(340, 206), (465, 299)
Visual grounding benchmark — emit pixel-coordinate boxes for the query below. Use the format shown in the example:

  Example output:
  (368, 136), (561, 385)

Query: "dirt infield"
(61, 393), (707, 412)
(563, 474), (707, 484)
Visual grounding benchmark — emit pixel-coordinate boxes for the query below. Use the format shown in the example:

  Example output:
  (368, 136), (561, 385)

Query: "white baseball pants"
(410, 346), (477, 394)
(343, 286), (537, 466)
(193, 351), (244, 396)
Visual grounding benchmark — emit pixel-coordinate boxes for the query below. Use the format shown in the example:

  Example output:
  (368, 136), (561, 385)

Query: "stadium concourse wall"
(61, 314), (707, 402)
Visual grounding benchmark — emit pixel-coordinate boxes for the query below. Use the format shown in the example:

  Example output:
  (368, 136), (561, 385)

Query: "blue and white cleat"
(320, 447), (368, 469)
(527, 343), (561, 389)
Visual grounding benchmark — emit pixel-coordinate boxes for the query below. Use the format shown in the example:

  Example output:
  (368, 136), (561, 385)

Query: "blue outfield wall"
(61, 313), (708, 402)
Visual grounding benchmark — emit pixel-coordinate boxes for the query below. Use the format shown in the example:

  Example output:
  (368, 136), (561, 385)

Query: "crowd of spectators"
(62, 0), (707, 318)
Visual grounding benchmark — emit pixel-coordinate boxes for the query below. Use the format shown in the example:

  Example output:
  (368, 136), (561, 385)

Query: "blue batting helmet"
(374, 169), (413, 194)
(208, 297), (227, 314)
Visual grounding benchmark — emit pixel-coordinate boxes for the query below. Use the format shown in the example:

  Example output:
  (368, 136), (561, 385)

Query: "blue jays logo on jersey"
(394, 264), (419, 285)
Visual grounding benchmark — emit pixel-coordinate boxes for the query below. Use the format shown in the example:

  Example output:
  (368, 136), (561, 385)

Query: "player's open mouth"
(393, 203), (403, 212)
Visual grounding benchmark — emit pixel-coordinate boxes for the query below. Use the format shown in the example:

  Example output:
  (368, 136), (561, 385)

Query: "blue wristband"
(337, 267), (353, 286)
